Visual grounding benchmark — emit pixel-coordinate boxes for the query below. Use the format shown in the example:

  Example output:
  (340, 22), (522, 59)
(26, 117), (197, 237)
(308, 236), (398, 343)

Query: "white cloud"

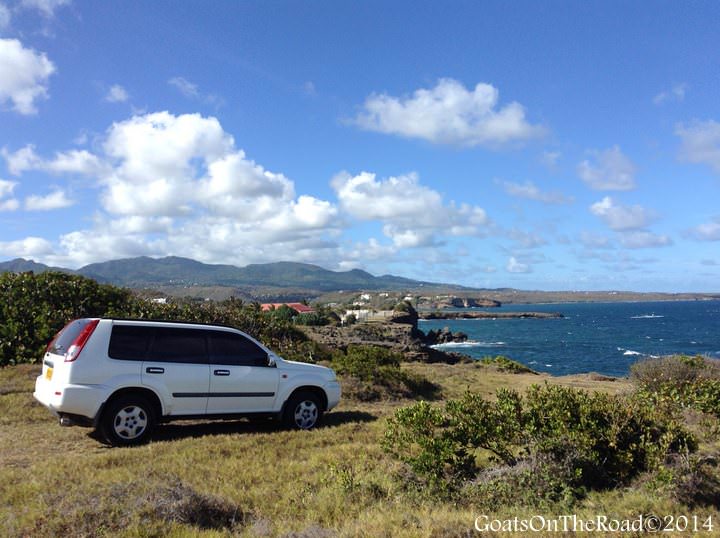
(540, 151), (561, 168)
(590, 196), (653, 231)
(0, 38), (55, 115)
(579, 231), (613, 249)
(653, 83), (687, 105)
(676, 120), (720, 173)
(498, 179), (573, 204)
(0, 236), (54, 258)
(506, 256), (531, 273)
(332, 170), (488, 247)
(2, 144), (106, 176)
(168, 76), (224, 108)
(352, 78), (545, 147)
(0, 178), (19, 211)
(9, 111), (343, 268)
(168, 76), (199, 98)
(688, 218), (720, 241)
(105, 84), (129, 103)
(20, 0), (70, 17)
(577, 146), (636, 190)
(619, 231), (672, 249)
(25, 188), (74, 210)
(505, 228), (547, 248)
(0, 3), (11, 31)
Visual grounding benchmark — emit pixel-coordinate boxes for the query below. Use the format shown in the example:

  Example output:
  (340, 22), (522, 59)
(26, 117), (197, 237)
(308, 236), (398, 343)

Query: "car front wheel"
(283, 391), (323, 430)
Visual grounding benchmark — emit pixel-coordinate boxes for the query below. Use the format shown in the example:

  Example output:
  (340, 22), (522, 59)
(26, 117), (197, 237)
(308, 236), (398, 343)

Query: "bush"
(0, 272), (311, 366)
(332, 345), (439, 401)
(631, 355), (720, 417)
(0, 272), (132, 365)
(479, 355), (537, 374)
(384, 383), (695, 501)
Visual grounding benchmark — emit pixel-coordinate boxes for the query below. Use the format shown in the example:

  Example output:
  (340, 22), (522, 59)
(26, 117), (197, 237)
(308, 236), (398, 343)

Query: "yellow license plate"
(45, 368), (53, 380)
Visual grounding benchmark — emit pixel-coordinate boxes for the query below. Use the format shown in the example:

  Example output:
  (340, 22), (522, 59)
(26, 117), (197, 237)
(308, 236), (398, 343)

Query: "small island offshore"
(1, 271), (719, 536)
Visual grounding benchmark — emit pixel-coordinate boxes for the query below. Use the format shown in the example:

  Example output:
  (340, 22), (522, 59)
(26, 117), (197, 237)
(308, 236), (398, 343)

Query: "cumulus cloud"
(332, 170), (488, 247)
(7, 111), (343, 267)
(687, 218), (720, 241)
(2, 144), (107, 176)
(24, 188), (74, 210)
(590, 196), (653, 231)
(352, 78), (545, 147)
(0, 38), (55, 115)
(577, 146), (636, 190)
(0, 178), (19, 211)
(0, 236), (54, 258)
(105, 84), (129, 103)
(653, 83), (687, 105)
(506, 256), (531, 273)
(498, 179), (573, 204)
(676, 120), (720, 173)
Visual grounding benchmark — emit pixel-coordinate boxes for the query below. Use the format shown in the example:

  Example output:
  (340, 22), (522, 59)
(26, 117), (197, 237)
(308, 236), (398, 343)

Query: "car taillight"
(65, 319), (100, 362)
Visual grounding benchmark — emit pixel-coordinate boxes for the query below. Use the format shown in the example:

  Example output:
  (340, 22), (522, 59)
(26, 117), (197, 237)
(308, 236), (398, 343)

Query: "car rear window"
(49, 319), (96, 355)
(108, 325), (153, 361)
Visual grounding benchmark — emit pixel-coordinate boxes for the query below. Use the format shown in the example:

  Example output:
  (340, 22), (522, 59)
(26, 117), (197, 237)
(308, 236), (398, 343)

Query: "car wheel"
(101, 395), (155, 447)
(283, 391), (323, 430)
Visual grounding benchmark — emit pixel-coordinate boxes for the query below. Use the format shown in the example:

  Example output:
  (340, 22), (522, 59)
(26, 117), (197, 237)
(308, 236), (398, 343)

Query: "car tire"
(283, 391), (323, 430)
(100, 394), (156, 447)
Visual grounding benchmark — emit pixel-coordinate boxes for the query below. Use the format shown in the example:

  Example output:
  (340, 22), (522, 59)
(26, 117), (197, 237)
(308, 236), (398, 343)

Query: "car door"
(205, 329), (279, 414)
(141, 326), (210, 415)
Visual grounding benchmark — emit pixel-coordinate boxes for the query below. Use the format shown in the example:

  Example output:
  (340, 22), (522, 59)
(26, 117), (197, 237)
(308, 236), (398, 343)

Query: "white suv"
(34, 318), (341, 446)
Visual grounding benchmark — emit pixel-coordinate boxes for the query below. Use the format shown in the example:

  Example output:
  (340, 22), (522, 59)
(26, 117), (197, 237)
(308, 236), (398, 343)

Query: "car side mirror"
(267, 355), (276, 367)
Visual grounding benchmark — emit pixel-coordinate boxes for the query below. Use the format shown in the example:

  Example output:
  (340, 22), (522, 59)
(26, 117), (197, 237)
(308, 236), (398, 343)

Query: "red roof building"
(260, 303), (314, 314)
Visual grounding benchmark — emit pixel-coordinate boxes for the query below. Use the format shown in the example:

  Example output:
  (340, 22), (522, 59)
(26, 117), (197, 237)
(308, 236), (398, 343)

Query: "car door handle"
(146, 367), (165, 374)
(213, 369), (231, 376)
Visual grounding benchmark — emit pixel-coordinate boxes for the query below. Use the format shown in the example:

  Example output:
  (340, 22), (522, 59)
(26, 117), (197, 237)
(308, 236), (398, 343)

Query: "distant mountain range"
(0, 256), (461, 293)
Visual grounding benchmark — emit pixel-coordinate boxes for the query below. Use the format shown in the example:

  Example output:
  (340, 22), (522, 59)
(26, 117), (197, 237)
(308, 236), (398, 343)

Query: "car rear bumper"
(34, 375), (103, 423)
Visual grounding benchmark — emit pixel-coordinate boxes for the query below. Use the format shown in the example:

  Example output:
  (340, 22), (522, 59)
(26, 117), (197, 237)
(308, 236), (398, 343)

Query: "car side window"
(108, 325), (153, 361)
(146, 327), (208, 364)
(208, 330), (268, 367)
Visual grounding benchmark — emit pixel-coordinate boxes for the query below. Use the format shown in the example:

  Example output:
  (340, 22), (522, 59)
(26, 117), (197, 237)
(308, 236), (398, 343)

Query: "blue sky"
(1, 1), (719, 292)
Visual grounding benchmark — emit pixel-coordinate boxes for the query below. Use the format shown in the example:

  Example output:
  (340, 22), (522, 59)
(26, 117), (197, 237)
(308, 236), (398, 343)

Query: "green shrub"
(0, 272), (132, 365)
(631, 355), (720, 417)
(384, 383), (695, 502)
(0, 272), (310, 366)
(479, 355), (537, 374)
(333, 345), (439, 401)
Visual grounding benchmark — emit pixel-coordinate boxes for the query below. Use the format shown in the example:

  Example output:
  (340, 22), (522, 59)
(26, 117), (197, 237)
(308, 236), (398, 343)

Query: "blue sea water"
(421, 300), (720, 377)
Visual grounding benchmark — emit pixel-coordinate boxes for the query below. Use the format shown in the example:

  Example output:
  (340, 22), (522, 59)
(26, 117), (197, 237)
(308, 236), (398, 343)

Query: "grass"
(1, 361), (718, 537)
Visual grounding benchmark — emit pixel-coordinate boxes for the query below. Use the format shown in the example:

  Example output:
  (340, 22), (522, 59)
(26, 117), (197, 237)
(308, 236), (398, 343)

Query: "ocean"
(421, 300), (720, 377)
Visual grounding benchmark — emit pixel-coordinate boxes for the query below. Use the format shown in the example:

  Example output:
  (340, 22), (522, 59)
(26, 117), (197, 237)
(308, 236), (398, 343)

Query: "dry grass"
(0, 362), (716, 537)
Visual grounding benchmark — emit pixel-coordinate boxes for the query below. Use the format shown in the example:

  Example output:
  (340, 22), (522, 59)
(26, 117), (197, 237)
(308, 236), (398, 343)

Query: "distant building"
(260, 303), (314, 314)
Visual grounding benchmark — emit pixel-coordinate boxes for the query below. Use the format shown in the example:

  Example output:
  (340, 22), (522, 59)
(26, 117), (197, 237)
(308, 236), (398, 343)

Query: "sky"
(0, 1), (719, 292)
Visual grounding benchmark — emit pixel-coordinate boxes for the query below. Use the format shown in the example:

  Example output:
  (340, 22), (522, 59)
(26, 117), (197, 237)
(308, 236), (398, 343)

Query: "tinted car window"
(146, 327), (208, 364)
(208, 330), (268, 367)
(108, 325), (153, 360)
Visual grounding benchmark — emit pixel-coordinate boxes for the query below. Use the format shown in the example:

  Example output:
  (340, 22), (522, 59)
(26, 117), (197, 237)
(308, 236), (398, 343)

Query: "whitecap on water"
(430, 340), (506, 349)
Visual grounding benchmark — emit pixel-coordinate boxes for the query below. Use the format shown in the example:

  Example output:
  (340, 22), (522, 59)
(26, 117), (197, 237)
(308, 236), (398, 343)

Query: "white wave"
(431, 340), (506, 349)
(623, 350), (643, 356)
(630, 314), (664, 319)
